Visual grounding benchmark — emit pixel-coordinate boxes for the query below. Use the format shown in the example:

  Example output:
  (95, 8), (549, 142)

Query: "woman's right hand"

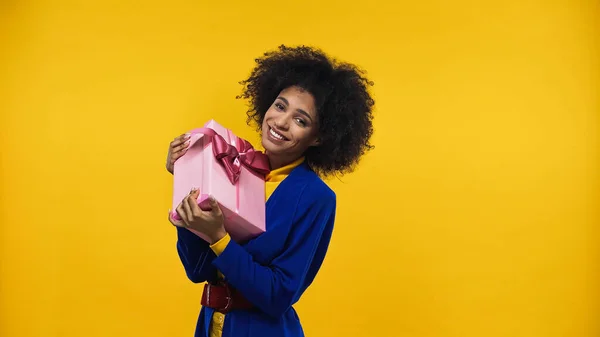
(166, 133), (191, 174)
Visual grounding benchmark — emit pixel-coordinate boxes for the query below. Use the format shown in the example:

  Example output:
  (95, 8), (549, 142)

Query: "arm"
(211, 189), (336, 318)
(176, 226), (217, 283)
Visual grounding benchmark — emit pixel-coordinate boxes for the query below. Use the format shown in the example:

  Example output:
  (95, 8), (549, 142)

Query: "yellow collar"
(266, 157), (305, 182)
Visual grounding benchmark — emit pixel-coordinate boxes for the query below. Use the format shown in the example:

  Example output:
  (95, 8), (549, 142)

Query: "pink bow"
(192, 127), (270, 184)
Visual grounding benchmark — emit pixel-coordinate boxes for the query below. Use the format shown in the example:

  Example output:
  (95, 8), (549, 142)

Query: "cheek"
(261, 112), (273, 130)
(293, 127), (318, 146)
(263, 108), (276, 120)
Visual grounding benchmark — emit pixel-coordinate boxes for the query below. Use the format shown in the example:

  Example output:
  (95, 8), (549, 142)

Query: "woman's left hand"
(169, 188), (227, 244)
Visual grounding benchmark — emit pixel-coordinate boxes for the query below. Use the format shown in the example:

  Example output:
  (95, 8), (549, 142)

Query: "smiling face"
(261, 86), (320, 170)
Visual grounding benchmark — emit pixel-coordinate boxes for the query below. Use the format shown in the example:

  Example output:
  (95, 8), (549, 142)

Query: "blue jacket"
(175, 162), (336, 337)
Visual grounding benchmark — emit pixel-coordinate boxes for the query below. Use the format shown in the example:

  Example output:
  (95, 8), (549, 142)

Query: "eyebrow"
(277, 96), (313, 122)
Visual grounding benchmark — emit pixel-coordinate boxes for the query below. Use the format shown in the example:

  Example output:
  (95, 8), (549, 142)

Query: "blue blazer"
(175, 162), (336, 337)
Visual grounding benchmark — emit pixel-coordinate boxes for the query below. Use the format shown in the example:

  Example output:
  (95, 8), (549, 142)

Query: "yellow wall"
(1, 1), (598, 336)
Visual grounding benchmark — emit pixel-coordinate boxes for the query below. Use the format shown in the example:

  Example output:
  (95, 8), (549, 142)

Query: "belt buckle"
(207, 281), (233, 314)
(220, 283), (233, 313)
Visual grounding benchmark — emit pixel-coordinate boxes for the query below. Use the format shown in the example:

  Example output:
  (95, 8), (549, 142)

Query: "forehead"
(278, 86), (316, 112)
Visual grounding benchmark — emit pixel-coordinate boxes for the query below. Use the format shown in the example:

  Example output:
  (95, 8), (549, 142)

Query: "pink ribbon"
(191, 127), (270, 183)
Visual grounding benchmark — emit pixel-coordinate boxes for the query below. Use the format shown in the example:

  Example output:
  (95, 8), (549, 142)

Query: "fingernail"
(185, 133), (191, 138)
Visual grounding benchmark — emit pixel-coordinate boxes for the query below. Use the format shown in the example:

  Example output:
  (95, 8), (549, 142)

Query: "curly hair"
(237, 45), (375, 177)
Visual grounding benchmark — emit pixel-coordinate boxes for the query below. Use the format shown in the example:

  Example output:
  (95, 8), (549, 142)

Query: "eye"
(294, 117), (307, 127)
(274, 102), (285, 110)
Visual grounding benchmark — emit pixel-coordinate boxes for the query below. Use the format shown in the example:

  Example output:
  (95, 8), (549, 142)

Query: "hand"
(166, 133), (191, 174)
(168, 188), (227, 244)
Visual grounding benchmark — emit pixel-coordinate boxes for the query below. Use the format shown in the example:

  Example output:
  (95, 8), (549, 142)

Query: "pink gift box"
(171, 119), (269, 243)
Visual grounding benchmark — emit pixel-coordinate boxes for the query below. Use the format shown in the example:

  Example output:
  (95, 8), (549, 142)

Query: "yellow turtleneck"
(207, 157), (305, 337)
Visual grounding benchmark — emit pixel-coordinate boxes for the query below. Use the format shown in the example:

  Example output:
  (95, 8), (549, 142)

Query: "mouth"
(267, 126), (289, 142)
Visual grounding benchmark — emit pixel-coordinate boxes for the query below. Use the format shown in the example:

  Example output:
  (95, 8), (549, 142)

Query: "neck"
(267, 153), (300, 171)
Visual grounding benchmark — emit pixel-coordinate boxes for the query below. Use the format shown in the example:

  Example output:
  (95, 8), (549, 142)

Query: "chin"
(262, 141), (280, 155)
(261, 135), (276, 153)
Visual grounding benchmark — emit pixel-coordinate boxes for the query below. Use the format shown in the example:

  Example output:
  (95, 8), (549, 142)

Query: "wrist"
(208, 229), (228, 245)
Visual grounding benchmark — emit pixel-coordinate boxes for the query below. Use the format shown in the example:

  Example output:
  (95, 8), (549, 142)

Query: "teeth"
(270, 128), (285, 140)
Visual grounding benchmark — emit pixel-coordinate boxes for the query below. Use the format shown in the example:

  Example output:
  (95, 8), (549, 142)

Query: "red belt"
(201, 281), (254, 314)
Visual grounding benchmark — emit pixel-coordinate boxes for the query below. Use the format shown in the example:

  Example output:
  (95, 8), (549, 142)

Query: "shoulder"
(272, 162), (336, 214)
(295, 165), (336, 210)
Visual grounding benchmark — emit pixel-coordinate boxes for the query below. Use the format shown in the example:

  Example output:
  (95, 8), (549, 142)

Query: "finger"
(176, 202), (190, 227)
(170, 148), (189, 163)
(181, 194), (195, 223)
(169, 140), (191, 165)
(172, 140), (190, 154)
(187, 189), (202, 217)
(170, 133), (191, 147)
(207, 195), (222, 216)
(168, 209), (184, 227)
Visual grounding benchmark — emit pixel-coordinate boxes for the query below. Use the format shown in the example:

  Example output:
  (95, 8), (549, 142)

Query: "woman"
(165, 45), (375, 337)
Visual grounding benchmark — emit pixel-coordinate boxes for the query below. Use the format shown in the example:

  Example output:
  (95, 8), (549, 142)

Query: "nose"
(273, 114), (290, 130)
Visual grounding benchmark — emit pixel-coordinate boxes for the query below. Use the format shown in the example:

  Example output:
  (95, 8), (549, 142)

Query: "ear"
(310, 137), (321, 147)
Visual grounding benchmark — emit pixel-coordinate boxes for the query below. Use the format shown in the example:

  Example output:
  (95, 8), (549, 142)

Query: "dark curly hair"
(237, 45), (375, 177)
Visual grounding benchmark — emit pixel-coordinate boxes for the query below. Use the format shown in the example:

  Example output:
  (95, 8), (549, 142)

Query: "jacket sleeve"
(175, 226), (217, 283)
(211, 187), (336, 317)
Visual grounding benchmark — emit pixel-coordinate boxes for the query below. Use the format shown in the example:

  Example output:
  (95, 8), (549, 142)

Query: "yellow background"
(1, 1), (598, 336)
